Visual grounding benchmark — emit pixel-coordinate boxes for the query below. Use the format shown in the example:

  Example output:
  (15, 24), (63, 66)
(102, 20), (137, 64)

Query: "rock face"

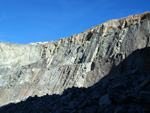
(0, 12), (150, 107)
(0, 48), (150, 113)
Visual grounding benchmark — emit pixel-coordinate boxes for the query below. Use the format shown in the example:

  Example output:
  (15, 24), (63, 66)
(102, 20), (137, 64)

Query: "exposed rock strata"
(0, 48), (150, 113)
(0, 12), (150, 106)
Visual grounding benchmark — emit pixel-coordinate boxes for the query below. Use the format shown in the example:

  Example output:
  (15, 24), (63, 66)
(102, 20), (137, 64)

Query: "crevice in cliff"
(146, 36), (150, 47)
(86, 32), (93, 41)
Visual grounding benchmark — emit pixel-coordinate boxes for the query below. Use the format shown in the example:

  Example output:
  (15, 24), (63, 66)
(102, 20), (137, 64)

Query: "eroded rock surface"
(0, 12), (150, 106)
(0, 48), (150, 113)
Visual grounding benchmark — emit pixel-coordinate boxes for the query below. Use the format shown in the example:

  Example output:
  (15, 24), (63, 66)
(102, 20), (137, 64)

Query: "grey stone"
(111, 83), (125, 92)
(114, 106), (126, 113)
(85, 106), (97, 113)
(138, 91), (150, 104)
(99, 94), (111, 106)
(92, 91), (101, 99)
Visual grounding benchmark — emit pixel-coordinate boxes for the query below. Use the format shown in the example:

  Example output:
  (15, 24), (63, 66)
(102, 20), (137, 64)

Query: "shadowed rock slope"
(0, 12), (150, 107)
(0, 47), (150, 113)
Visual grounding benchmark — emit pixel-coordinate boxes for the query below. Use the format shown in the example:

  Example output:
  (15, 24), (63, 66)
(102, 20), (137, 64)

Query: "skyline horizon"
(1, 11), (149, 44)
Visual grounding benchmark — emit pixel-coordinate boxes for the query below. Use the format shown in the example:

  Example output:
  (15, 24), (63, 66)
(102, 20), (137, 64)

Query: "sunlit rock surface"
(0, 12), (150, 106)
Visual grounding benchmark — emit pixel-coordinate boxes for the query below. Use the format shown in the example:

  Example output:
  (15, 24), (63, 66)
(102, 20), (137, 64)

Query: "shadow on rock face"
(108, 47), (150, 76)
(0, 47), (150, 113)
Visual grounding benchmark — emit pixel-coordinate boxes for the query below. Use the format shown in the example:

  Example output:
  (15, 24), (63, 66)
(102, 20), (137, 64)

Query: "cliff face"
(0, 12), (150, 106)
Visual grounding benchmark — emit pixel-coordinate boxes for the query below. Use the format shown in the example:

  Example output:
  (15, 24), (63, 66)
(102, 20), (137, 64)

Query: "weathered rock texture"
(0, 48), (150, 113)
(0, 12), (150, 107)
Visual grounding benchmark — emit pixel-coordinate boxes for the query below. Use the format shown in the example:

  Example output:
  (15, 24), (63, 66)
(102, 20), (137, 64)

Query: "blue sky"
(0, 0), (149, 44)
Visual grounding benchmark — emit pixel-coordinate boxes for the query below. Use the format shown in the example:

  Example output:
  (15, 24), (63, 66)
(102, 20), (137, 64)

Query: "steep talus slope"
(0, 12), (150, 106)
